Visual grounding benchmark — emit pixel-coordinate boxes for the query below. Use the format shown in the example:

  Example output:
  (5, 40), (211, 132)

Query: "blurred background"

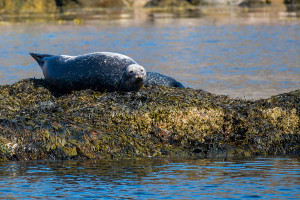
(0, 0), (299, 99)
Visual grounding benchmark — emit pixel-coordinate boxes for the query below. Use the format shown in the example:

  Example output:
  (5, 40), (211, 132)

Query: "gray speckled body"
(29, 52), (146, 92)
(145, 72), (184, 88)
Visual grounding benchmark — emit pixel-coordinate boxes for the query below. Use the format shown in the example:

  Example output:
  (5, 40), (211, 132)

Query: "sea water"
(0, 4), (300, 199)
(0, 5), (299, 99)
(0, 157), (299, 199)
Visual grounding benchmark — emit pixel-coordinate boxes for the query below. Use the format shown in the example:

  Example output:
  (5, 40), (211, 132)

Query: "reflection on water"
(0, 157), (299, 199)
(0, 5), (299, 99)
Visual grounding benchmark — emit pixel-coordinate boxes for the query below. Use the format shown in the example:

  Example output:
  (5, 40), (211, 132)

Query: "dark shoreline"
(0, 78), (299, 161)
(0, 0), (286, 15)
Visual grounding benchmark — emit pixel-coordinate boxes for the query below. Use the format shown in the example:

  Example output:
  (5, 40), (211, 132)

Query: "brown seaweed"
(0, 78), (299, 161)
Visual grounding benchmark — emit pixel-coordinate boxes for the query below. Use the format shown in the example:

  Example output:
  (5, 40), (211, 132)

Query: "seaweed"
(0, 78), (299, 161)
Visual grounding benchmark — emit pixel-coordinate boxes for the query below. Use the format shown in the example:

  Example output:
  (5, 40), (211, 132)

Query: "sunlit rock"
(0, 79), (299, 161)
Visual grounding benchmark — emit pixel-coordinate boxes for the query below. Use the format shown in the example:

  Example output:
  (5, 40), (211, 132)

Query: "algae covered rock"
(0, 78), (299, 161)
(238, 0), (270, 7)
(0, 0), (57, 14)
(0, 0), (201, 13)
(145, 0), (199, 7)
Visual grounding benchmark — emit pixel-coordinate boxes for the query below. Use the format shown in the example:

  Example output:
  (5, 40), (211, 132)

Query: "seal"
(29, 52), (146, 92)
(145, 72), (184, 88)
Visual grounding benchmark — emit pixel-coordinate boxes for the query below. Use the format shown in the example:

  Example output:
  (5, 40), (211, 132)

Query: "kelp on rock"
(0, 78), (299, 161)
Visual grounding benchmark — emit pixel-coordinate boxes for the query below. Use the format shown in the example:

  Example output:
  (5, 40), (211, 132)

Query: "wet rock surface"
(0, 78), (299, 161)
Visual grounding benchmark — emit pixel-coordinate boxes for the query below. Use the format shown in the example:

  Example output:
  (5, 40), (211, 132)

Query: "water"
(0, 157), (299, 199)
(0, 5), (300, 198)
(0, 5), (299, 99)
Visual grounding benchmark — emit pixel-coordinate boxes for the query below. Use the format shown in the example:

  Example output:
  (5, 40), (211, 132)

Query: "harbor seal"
(145, 72), (184, 88)
(29, 52), (146, 92)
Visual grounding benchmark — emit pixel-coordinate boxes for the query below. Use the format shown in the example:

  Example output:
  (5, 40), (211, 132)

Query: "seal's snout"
(135, 75), (144, 83)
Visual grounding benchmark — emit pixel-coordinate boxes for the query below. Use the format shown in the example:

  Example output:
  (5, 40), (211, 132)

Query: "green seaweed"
(0, 78), (299, 161)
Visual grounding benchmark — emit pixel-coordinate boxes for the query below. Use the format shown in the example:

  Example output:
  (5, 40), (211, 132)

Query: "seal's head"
(120, 64), (146, 92)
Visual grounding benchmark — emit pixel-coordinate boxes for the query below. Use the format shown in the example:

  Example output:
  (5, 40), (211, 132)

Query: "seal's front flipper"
(174, 81), (184, 88)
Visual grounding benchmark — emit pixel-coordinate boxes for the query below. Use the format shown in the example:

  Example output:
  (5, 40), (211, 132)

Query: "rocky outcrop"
(238, 0), (271, 7)
(0, 0), (57, 13)
(0, 0), (283, 13)
(0, 79), (299, 161)
(284, 0), (300, 4)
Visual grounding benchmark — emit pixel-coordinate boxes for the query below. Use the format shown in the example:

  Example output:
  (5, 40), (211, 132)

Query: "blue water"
(0, 6), (300, 199)
(0, 157), (299, 199)
(0, 6), (299, 99)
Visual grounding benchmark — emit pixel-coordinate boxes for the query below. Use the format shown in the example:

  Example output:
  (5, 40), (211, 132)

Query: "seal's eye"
(129, 70), (134, 73)
(40, 60), (45, 65)
(140, 69), (144, 72)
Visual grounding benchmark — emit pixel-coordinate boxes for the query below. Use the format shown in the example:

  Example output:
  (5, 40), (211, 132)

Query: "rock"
(238, 0), (270, 7)
(0, 78), (299, 161)
(284, 0), (300, 4)
(145, 0), (194, 7)
(0, 0), (57, 13)
(75, 0), (129, 7)
(133, 0), (152, 7)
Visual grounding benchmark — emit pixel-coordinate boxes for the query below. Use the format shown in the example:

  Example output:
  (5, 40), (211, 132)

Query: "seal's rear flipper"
(29, 52), (55, 68)
(29, 52), (55, 62)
